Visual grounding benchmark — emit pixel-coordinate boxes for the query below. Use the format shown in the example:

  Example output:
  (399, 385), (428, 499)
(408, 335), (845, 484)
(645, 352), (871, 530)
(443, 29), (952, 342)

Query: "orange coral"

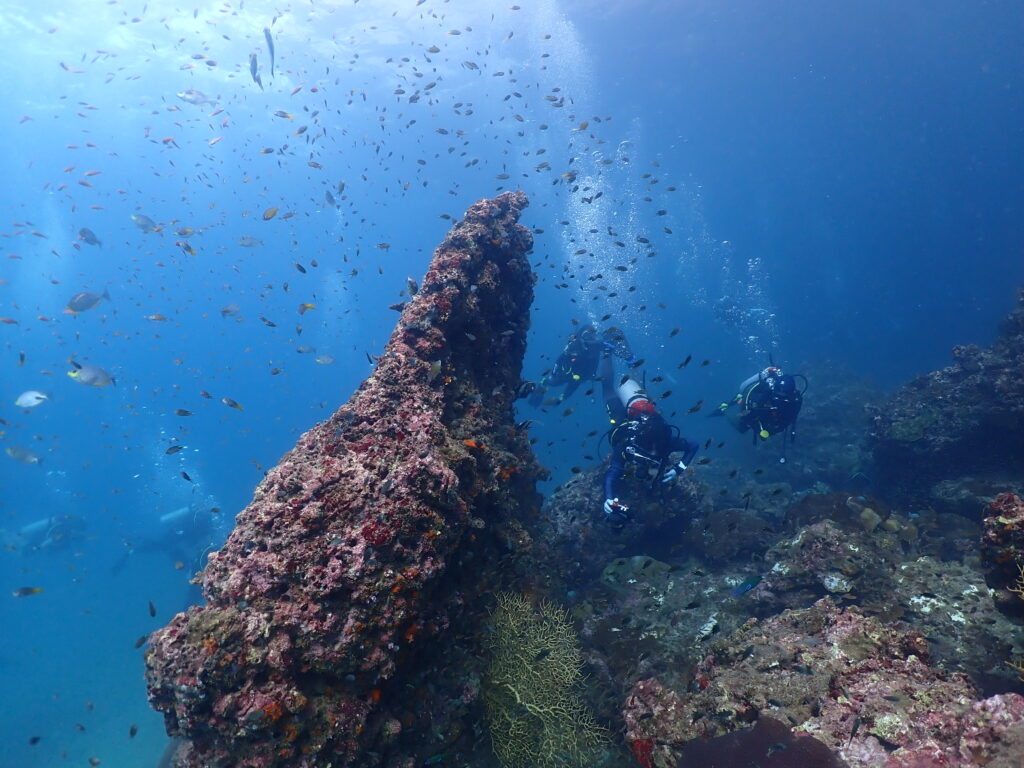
(260, 701), (286, 722)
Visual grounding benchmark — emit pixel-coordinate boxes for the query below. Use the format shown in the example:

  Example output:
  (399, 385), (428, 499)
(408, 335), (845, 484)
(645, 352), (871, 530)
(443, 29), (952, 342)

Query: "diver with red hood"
(600, 355), (699, 531)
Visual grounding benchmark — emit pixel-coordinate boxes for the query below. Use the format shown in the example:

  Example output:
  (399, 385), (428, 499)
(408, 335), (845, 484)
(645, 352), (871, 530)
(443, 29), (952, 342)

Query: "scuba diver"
(112, 503), (216, 576)
(714, 365), (806, 449)
(527, 324), (635, 407)
(0, 514), (88, 554)
(600, 357), (699, 531)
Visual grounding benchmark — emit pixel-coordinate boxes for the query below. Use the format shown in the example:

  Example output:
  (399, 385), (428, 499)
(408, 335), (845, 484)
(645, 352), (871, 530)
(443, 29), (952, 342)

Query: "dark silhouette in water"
(1, 514), (88, 554)
(675, 716), (846, 767)
(112, 505), (215, 576)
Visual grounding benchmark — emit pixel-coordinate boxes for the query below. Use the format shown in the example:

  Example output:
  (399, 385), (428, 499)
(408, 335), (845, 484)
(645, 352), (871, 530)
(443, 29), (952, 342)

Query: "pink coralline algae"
(622, 598), (1024, 768)
(145, 192), (542, 767)
(981, 492), (1024, 594)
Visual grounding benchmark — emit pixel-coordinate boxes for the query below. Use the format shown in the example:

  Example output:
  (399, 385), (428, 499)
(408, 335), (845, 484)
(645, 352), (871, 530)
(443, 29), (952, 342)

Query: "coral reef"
(981, 492), (1024, 600)
(483, 592), (607, 768)
(538, 463), (703, 580)
(145, 192), (546, 767)
(867, 288), (1024, 505)
(622, 598), (1024, 768)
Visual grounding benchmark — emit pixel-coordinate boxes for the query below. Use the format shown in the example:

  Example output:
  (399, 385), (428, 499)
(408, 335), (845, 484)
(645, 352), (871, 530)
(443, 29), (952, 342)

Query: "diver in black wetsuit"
(600, 357), (699, 531)
(713, 366), (806, 446)
(527, 324), (635, 407)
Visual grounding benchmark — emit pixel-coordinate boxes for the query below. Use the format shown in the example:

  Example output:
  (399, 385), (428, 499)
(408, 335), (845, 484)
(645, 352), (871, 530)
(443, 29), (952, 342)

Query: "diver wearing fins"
(714, 365), (806, 447)
(600, 356), (699, 531)
(527, 324), (636, 407)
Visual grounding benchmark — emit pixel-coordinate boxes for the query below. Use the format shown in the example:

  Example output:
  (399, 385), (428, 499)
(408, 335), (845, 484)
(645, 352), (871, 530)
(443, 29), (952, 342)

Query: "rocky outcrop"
(867, 288), (1024, 505)
(622, 598), (1024, 768)
(145, 192), (544, 768)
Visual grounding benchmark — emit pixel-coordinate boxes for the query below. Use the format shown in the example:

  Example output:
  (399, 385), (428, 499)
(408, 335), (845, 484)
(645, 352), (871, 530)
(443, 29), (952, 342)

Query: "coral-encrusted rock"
(540, 464), (703, 579)
(146, 192), (542, 768)
(981, 492), (1024, 596)
(622, 598), (1024, 768)
(867, 288), (1024, 504)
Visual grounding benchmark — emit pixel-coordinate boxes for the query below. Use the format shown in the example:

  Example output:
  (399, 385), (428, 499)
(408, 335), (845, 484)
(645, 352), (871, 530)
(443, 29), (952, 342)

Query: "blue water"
(1, 1), (1022, 766)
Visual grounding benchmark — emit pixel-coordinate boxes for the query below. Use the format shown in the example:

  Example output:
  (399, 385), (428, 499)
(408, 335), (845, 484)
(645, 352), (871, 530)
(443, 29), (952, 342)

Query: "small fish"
(295, 262), (307, 274)
(176, 89), (215, 106)
(731, 574), (762, 597)
(248, 53), (263, 90)
(12, 586), (44, 597)
(15, 390), (48, 408)
(678, 355), (692, 368)
(220, 303), (241, 318)
(533, 649), (552, 662)
(687, 400), (704, 414)
(28, 736), (41, 745)
(637, 712), (654, 721)
(88, 758), (101, 767)
(238, 236), (263, 247)
(66, 288), (110, 313)
(174, 409), (192, 416)
(297, 303), (315, 314)
(315, 355), (335, 365)
(669, 328), (680, 337)
(133, 634), (148, 649)
(129, 724), (138, 738)
(181, 471), (193, 482)
(273, 110), (293, 120)
(78, 227), (101, 246)
(262, 207), (279, 220)
(130, 213), (158, 232)
(6, 446), (42, 465)
(701, 359), (711, 367)
(222, 397), (243, 411)
(148, 600), (156, 617)
(849, 716), (862, 744)
(264, 27), (275, 77)
(165, 445), (184, 455)
(296, 344), (316, 354)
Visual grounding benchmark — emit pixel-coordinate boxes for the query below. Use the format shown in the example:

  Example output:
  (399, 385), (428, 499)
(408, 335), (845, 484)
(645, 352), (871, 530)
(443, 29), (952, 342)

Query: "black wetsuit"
(603, 407), (699, 501)
(733, 375), (803, 442)
(528, 329), (602, 406)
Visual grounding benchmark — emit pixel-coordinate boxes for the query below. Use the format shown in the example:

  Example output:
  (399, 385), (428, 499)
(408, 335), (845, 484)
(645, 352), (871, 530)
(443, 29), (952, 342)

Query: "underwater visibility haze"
(2, 1), (1024, 767)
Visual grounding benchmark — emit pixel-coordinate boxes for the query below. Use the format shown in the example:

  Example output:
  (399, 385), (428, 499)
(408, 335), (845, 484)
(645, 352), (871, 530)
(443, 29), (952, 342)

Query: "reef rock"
(867, 288), (1024, 505)
(539, 464), (703, 580)
(981, 492), (1024, 601)
(622, 598), (1024, 768)
(145, 192), (543, 768)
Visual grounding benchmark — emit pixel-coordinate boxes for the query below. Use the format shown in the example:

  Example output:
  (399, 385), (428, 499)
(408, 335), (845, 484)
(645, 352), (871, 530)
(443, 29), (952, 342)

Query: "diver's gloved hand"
(603, 498), (630, 531)
(661, 461), (687, 484)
